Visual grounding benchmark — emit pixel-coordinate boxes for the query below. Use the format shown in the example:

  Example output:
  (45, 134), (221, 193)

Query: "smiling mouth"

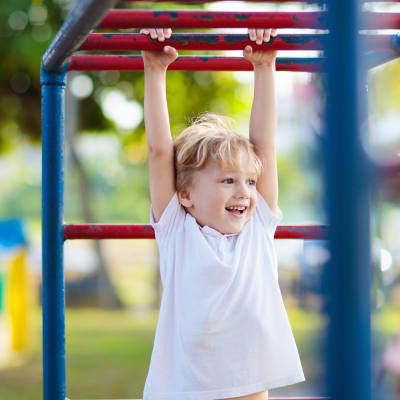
(225, 206), (247, 217)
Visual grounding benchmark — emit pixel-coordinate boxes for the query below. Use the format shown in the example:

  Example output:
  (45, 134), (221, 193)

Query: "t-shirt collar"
(186, 212), (238, 237)
(200, 223), (238, 238)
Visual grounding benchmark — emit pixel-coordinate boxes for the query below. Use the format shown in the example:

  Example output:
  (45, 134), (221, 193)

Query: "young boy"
(141, 28), (305, 400)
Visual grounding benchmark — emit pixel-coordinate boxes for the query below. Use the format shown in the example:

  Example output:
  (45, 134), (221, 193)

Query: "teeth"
(227, 206), (246, 211)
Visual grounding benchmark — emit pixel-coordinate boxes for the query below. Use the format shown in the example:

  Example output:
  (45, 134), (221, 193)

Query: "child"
(141, 27), (305, 400)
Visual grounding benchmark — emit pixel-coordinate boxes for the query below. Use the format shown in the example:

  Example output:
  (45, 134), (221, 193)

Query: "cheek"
(250, 195), (258, 211)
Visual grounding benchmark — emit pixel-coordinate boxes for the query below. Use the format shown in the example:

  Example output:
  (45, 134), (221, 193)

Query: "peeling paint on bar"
(200, 15), (214, 21)
(69, 54), (325, 72)
(234, 14), (251, 21)
(99, 10), (400, 30)
(80, 33), (399, 51)
(80, 33), (341, 52)
(153, 11), (179, 20)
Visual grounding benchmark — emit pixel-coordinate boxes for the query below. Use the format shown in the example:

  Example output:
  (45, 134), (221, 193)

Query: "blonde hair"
(173, 113), (263, 193)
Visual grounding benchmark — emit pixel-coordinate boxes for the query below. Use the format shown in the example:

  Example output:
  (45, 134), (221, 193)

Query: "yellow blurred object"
(6, 249), (28, 351)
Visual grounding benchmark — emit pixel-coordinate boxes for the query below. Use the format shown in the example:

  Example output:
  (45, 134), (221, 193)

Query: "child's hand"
(244, 28), (278, 68)
(141, 28), (178, 70)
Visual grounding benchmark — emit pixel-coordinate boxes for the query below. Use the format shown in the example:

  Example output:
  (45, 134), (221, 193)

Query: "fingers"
(248, 28), (277, 45)
(244, 45), (252, 55)
(263, 29), (271, 43)
(164, 45), (178, 59)
(156, 28), (165, 41)
(164, 28), (172, 39)
(243, 44), (253, 59)
(140, 28), (172, 42)
(257, 29), (267, 44)
(249, 29), (257, 42)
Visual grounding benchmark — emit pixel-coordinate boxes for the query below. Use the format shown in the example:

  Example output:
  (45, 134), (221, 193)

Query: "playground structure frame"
(41, 0), (400, 399)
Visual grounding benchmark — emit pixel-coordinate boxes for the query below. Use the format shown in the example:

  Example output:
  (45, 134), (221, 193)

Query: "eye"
(247, 179), (256, 186)
(223, 178), (234, 184)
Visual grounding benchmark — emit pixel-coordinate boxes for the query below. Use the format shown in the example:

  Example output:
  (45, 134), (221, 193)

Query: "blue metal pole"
(323, 0), (371, 399)
(42, 0), (119, 72)
(41, 62), (68, 400)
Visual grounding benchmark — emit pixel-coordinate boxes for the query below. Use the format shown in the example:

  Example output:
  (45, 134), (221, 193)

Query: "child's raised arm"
(141, 28), (178, 222)
(244, 28), (280, 216)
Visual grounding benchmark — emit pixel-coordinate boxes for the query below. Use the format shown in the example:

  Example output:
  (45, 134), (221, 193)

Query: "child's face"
(178, 152), (258, 234)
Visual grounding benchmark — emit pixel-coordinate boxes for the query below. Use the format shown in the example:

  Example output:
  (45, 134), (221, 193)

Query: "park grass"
(0, 305), (398, 400)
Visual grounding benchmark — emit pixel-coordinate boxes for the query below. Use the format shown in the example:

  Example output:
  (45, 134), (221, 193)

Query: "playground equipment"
(0, 219), (30, 355)
(41, 0), (400, 399)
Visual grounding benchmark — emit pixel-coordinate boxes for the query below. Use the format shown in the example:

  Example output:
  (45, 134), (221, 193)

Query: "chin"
(226, 224), (245, 235)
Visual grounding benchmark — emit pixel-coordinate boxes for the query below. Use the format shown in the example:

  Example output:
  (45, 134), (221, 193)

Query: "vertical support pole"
(41, 62), (68, 400)
(323, 0), (371, 399)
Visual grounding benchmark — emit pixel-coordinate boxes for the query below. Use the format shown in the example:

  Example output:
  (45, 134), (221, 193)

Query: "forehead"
(203, 157), (257, 176)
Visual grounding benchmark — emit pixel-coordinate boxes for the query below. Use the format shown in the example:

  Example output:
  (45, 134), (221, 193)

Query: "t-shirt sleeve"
(150, 192), (185, 247)
(255, 191), (283, 234)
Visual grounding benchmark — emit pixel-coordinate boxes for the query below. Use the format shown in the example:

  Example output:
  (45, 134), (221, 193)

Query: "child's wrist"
(144, 64), (168, 74)
(253, 61), (276, 71)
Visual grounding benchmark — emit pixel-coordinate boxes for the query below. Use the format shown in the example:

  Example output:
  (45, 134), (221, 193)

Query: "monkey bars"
(69, 55), (326, 72)
(98, 10), (400, 30)
(42, 0), (119, 72)
(79, 33), (397, 52)
(41, 0), (400, 399)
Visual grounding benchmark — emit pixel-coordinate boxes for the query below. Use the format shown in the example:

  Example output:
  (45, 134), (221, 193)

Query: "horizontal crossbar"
(79, 33), (394, 52)
(100, 10), (327, 29)
(63, 224), (329, 240)
(68, 55), (325, 72)
(99, 10), (400, 30)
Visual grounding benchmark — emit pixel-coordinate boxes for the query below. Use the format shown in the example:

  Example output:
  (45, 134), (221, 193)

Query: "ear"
(178, 190), (193, 208)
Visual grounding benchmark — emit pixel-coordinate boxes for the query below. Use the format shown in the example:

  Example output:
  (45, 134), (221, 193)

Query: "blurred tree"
(369, 59), (400, 116)
(368, 60), (400, 203)
(0, 0), (248, 151)
(1, 0), (63, 151)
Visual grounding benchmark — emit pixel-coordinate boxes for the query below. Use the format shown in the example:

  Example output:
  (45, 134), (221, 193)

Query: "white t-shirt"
(143, 192), (305, 400)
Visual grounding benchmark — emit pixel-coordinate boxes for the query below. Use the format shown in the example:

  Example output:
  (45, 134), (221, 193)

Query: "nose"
(234, 180), (250, 199)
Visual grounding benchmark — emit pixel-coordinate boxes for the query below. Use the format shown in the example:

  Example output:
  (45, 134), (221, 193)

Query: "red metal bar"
(99, 10), (327, 29)
(276, 225), (328, 240)
(367, 13), (400, 30)
(63, 224), (329, 240)
(80, 33), (324, 51)
(79, 33), (393, 52)
(68, 55), (325, 72)
(99, 10), (400, 30)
